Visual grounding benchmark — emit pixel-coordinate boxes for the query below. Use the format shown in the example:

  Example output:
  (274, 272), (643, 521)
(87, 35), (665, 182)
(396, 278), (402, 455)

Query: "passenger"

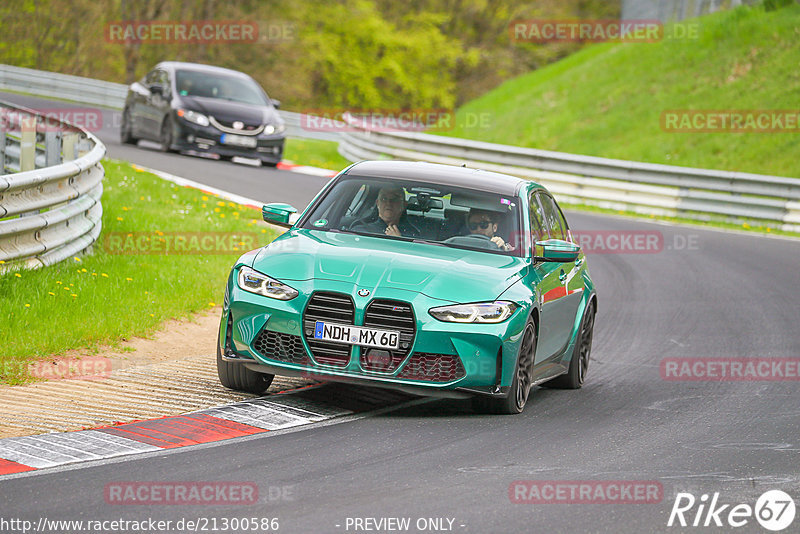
(350, 185), (420, 238)
(467, 208), (514, 251)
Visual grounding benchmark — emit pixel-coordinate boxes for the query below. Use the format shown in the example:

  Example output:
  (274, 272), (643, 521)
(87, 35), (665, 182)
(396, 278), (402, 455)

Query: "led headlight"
(177, 109), (210, 127)
(237, 266), (298, 300)
(263, 123), (285, 135)
(429, 301), (518, 323)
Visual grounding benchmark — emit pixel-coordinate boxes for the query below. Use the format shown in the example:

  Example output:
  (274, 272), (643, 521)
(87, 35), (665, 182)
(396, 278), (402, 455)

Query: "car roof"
(155, 61), (251, 79)
(343, 161), (537, 196)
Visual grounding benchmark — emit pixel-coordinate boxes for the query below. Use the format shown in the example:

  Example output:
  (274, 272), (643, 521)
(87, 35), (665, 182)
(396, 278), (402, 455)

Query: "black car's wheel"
(120, 108), (137, 145)
(472, 319), (536, 415)
(216, 322), (274, 395)
(159, 116), (175, 153)
(544, 301), (595, 389)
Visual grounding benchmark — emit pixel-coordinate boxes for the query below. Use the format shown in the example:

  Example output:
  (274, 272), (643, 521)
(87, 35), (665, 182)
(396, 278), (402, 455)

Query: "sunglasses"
(468, 220), (492, 230)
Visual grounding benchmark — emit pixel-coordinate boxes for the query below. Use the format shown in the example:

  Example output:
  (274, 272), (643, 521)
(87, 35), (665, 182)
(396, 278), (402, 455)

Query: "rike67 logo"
(668, 490), (796, 531)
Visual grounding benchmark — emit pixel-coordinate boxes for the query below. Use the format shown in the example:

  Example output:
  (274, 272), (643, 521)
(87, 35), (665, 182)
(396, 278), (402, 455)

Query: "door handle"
(559, 270), (567, 282)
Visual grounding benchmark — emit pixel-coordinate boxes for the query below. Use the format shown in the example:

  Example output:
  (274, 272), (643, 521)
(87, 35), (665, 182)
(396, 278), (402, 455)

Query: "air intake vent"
(253, 330), (308, 365)
(360, 300), (416, 372)
(397, 353), (466, 382)
(303, 292), (355, 367)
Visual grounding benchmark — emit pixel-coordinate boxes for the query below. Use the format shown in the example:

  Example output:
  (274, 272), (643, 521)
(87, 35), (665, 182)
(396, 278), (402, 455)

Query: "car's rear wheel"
(472, 319), (536, 415)
(120, 108), (137, 145)
(544, 301), (595, 389)
(216, 320), (274, 395)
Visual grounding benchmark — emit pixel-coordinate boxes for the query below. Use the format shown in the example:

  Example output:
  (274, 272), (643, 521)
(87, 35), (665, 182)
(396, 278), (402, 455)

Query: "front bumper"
(220, 275), (529, 397)
(172, 119), (285, 163)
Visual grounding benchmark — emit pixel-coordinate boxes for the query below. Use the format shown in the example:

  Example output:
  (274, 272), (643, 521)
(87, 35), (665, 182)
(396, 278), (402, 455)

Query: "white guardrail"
(0, 100), (105, 270)
(338, 114), (800, 232)
(2, 64), (799, 234)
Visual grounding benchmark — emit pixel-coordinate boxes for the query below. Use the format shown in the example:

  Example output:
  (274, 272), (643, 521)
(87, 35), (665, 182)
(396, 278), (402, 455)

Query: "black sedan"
(120, 61), (285, 166)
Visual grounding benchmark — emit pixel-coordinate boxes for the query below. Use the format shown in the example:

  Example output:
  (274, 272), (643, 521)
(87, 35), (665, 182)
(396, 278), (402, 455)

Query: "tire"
(120, 108), (137, 145)
(472, 319), (536, 415)
(159, 116), (175, 153)
(216, 321), (274, 395)
(544, 301), (595, 389)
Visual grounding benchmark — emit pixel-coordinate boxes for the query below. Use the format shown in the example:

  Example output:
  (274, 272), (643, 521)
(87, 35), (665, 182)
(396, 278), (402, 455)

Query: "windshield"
(300, 176), (524, 256)
(175, 70), (269, 106)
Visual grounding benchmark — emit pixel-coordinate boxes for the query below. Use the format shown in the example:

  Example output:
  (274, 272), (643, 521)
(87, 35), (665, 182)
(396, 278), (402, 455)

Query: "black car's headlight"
(263, 123), (285, 135)
(429, 301), (518, 323)
(237, 266), (298, 300)
(177, 109), (210, 127)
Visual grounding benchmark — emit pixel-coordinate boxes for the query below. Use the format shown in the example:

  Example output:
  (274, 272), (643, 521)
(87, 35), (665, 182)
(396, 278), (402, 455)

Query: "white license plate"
(313, 321), (399, 350)
(220, 134), (257, 148)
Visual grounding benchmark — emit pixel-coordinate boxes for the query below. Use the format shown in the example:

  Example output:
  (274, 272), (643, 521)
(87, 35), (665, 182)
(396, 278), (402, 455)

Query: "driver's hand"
(385, 224), (401, 237)
(491, 236), (515, 251)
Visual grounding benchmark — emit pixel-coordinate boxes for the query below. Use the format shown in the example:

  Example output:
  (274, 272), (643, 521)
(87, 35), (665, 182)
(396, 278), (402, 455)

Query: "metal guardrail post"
(62, 133), (78, 161)
(0, 130), (5, 174)
(19, 116), (35, 172)
(45, 131), (62, 166)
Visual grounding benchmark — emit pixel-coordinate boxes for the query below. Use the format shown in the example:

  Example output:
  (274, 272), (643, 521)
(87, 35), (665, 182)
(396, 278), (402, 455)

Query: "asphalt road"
(2, 92), (799, 533)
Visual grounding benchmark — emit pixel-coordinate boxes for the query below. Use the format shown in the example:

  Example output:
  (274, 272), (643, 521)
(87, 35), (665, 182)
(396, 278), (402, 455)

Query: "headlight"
(177, 109), (209, 127)
(263, 123), (285, 135)
(429, 301), (518, 323)
(237, 266), (298, 300)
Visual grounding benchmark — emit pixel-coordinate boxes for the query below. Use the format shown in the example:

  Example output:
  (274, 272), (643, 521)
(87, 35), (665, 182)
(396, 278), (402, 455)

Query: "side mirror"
(534, 239), (581, 262)
(262, 203), (297, 228)
(270, 98), (281, 109)
(149, 84), (165, 96)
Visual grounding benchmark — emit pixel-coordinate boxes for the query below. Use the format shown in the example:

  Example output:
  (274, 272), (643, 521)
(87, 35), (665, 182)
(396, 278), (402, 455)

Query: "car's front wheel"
(216, 326), (274, 395)
(472, 319), (536, 415)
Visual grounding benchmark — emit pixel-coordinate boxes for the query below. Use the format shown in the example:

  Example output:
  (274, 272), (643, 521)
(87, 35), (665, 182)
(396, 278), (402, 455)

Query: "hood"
(179, 95), (280, 126)
(252, 229), (527, 303)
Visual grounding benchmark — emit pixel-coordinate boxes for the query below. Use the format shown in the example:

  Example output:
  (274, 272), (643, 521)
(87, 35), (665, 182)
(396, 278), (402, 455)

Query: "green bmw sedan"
(217, 161), (596, 414)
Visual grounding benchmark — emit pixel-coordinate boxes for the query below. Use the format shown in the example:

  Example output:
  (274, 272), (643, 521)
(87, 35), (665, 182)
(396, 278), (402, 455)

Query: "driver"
(467, 209), (514, 251)
(350, 185), (420, 238)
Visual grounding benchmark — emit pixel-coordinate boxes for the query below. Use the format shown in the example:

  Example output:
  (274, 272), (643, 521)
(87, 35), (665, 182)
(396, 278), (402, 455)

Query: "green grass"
(0, 159), (279, 385)
(442, 4), (800, 178)
(283, 138), (351, 171)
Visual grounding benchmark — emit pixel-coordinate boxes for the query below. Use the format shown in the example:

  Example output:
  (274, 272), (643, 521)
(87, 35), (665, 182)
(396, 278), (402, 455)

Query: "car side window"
(528, 191), (547, 243)
(537, 192), (566, 241)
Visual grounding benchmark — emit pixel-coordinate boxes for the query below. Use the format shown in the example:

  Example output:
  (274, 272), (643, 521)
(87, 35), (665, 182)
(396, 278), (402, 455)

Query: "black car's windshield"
(300, 176), (524, 256)
(175, 70), (269, 106)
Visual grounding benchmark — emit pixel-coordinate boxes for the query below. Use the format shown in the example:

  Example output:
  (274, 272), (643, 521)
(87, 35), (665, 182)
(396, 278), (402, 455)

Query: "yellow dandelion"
(56, 281), (62, 284)
(208, 302), (215, 307)
(261, 229), (266, 233)
(73, 256), (81, 262)
(81, 268), (87, 272)
(233, 211), (240, 217)
(71, 294), (77, 297)
(48, 291), (55, 296)
(202, 203), (207, 208)
(766, 228), (771, 233)
(24, 303), (30, 308)
(216, 201), (225, 207)
(144, 291), (149, 294)
(92, 273), (97, 276)
(101, 273), (109, 278)
(238, 241), (245, 246)
(214, 207), (220, 213)
(149, 313), (154, 317)
(125, 277), (132, 281)
(228, 202), (235, 207)
(64, 287), (71, 291)
(202, 195), (209, 201)
(0, 260), (5, 264)
(742, 223), (751, 229)
(220, 213), (226, 218)
(116, 217), (123, 221)
(14, 273), (21, 278)
(140, 196), (145, 200)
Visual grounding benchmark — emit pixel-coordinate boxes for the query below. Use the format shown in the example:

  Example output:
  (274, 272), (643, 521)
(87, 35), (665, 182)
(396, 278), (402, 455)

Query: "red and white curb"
(0, 386), (412, 477)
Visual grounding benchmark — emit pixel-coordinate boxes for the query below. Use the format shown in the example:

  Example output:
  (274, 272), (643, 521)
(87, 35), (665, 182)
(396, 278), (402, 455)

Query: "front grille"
(209, 116), (264, 135)
(253, 330), (308, 364)
(397, 353), (466, 382)
(303, 292), (355, 367)
(360, 300), (416, 372)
